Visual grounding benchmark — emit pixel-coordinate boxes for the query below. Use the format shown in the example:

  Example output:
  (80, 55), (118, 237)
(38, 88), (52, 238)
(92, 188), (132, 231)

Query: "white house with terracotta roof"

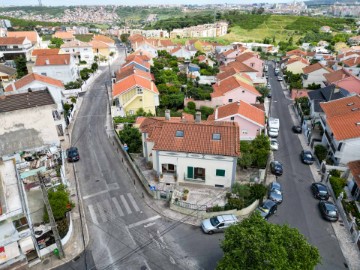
(122, 55), (151, 72)
(211, 76), (261, 106)
(31, 48), (59, 62)
(134, 43), (158, 59)
(60, 40), (94, 64)
(318, 95), (360, 165)
(302, 63), (334, 88)
(32, 54), (78, 84)
(170, 47), (193, 60)
(219, 61), (265, 84)
(347, 160), (360, 200)
(0, 36), (33, 61)
(208, 101), (265, 140)
(6, 31), (41, 48)
(112, 74), (159, 116)
(139, 113), (239, 188)
(285, 57), (309, 74)
(52, 31), (75, 43)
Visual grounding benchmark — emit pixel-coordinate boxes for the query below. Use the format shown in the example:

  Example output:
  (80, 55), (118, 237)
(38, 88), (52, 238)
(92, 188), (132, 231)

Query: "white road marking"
(144, 222), (156, 228)
(127, 193), (140, 212)
(143, 260), (152, 270)
(120, 195), (132, 214)
(83, 190), (108, 200)
(88, 204), (99, 225)
(149, 233), (161, 249)
(103, 199), (115, 221)
(128, 215), (161, 229)
(97, 202), (107, 223)
(112, 197), (124, 217)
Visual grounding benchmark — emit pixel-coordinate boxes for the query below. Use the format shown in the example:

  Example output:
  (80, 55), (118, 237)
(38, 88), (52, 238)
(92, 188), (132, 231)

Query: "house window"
(129, 110), (134, 115)
(337, 142), (343, 151)
(250, 63), (254, 67)
(242, 90), (245, 93)
(162, 164), (176, 173)
(137, 87), (143, 94)
(242, 130), (248, 134)
(228, 99), (233, 103)
(176, 130), (184, 137)
(41, 72), (47, 76)
(230, 116), (235, 121)
(56, 124), (64, 136)
(187, 166), (205, 180)
(216, 169), (225, 177)
(212, 133), (221, 140)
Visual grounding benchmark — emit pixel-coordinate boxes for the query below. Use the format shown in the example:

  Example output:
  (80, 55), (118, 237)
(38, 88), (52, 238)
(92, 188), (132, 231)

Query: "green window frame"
(216, 169), (225, 177)
(187, 166), (194, 179)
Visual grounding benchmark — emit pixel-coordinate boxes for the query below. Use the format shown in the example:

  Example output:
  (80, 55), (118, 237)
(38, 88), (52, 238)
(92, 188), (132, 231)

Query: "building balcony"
(323, 129), (337, 153)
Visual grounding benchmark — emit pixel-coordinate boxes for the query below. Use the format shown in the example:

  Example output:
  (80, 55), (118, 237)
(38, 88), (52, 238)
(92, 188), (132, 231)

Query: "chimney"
(237, 101), (240, 105)
(45, 59), (50, 65)
(195, 111), (201, 123)
(165, 109), (170, 121)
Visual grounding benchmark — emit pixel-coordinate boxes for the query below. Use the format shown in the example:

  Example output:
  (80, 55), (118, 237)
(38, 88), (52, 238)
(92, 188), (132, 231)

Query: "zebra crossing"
(87, 193), (140, 225)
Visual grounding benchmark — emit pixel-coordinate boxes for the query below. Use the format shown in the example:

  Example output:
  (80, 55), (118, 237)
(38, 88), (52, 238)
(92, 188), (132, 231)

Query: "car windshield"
(68, 149), (78, 157)
(304, 153), (313, 159)
(210, 217), (220, 226)
(271, 189), (281, 195)
(325, 204), (337, 215)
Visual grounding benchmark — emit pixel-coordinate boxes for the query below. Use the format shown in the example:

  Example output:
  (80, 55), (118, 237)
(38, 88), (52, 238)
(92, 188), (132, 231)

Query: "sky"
(3, 0), (294, 6)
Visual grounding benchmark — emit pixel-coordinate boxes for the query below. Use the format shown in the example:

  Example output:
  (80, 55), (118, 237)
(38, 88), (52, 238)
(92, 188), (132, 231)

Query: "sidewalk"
(283, 87), (360, 270)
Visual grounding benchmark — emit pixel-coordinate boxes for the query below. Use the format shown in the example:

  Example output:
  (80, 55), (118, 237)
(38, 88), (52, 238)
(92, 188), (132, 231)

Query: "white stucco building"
(60, 40), (94, 64)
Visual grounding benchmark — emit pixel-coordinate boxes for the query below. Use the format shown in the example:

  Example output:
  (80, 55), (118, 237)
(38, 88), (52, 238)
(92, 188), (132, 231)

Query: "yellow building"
(286, 57), (309, 74)
(112, 74), (159, 115)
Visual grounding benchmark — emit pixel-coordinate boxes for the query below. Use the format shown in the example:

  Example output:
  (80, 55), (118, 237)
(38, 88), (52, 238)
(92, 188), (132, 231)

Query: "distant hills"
(306, 0), (358, 6)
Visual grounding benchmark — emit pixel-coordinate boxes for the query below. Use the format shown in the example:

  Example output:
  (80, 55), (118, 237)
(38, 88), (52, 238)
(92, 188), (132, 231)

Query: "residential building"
(285, 57), (309, 74)
(31, 48), (59, 62)
(235, 52), (264, 78)
(122, 55), (151, 72)
(134, 43), (158, 59)
(0, 90), (61, 157)
(333, 76), (360, 95)
(170, 22), (228, 39)
(218, 48), (244, 65)
(6, 31), (41, 48)
(302, 63), (334, 88)
(0, 36), (33, 61)
(139, 112), (239, 188)
(219, 62), (264, 84)
(60, 40), (94, 64)
(286, 49), (307, 58)
(208, 101), (265, 140)
(348, 35), (360, 46)
(89, 40), (114, 58)
(347, 160), (360, 201)
(52, 31), (75, 43)
(324, 69), (351, 85)
(320, 26), (331, 33)
(0, 64), (16, 81)
(318, 95), (360, 165)
(32, 54), (78, 84)
(115, 65), (152, 83)
(112, 74), (159, 116)
(197, 55), (215, 67)
(170, 47), (193, 60)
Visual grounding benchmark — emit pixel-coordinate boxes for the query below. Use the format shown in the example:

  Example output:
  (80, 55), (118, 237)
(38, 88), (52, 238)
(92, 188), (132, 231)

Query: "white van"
(201, 214), (238, 234)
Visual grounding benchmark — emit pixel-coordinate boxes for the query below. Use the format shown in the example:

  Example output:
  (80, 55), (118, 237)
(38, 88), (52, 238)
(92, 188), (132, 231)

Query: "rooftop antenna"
(38, 0), (43, 6)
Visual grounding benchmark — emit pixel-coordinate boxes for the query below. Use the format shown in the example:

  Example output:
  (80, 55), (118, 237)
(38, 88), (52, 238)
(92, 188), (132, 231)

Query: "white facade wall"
(60, 46), (94, 64)
(32, 63), (78, 84)
(303, 69), (331, 88)
(335, 138), (360, 165)
(152, 150), (236, 188)
(171, 48), (192, 60)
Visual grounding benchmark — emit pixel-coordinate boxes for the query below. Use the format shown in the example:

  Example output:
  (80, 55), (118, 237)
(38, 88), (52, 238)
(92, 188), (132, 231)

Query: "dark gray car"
(257, 200), (277, 220)
(268, 182), (283, 204)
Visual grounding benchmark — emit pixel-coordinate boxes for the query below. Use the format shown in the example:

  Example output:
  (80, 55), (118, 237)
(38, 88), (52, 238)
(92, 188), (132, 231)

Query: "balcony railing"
(324, 129), (336, 153)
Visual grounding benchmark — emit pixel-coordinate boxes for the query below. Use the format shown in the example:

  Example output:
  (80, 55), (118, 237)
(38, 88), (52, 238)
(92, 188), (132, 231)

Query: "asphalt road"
(267, 61), (348, 270)
(56, 50), (223, 270)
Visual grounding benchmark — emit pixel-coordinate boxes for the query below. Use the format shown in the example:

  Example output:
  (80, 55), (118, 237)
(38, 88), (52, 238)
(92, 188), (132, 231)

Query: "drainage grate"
(141, 266), (148, 270)
(95, 179), (100, 182)
(43, 259), (50, 265)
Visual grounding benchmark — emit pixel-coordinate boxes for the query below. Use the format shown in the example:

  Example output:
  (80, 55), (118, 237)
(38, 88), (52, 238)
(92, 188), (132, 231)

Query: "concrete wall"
(32, 64), (78, 84)
(0, 105), (60, 156)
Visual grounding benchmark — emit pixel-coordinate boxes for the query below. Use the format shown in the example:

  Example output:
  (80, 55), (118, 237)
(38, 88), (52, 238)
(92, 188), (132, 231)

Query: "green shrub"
(226, 197), (245, 210)
(329, 176), (347, 198)
(329, 169), (341, 178)
(250, 184), (267, 201)
(314, 144), (327, 162)
(207, 205), (225, 212)
(187, 101), (196, 110)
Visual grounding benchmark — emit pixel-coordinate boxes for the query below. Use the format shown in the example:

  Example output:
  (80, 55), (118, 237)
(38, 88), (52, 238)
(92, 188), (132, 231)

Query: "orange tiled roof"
(291, 89), (310, 100)
(124, 56), (151, 70)
(128, 34), (146, 43)
(4, 73), (63, 92)
(126, 54), (150, 62)
(286, 49), (307, 57)
(140, 118), (240, 157)
(287, 57), (309, 65)
(343, 57), (360, 67)
(302, 62), (333, 74)
(211, 76), (260, 98)
(92, 35), (114, 44)
(89, 40), (110, 49)
(220, 61), (258, 73)
(7, 31), (38, 44)
(61, 40), (91, 48)
(35, 54), (71, 66)
(235, 52), (256, 63)
(222, 49), (236, 57)
(32, 48), (60, 57)
(217, 68), (238, 81)
(324, 69), (351, 84)
(112, 74), (158, 97)
(320, 95), (360, 140)
(213, 101), (265, 126)
(348, 160), (360, 187)
(116, 65), (152, 82)
(337, 51), (360, 61)
(0, 36), (26, 45)
(53, 31), (74, 39)
(170, 46), (181, 54)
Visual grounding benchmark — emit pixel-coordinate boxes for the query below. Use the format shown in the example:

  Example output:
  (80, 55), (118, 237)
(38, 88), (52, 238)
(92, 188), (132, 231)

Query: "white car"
(270, 139), (279, 151)
(267, 83), (271, 89)
(268, 128), (279, 138)
(277, 76), (283, 81)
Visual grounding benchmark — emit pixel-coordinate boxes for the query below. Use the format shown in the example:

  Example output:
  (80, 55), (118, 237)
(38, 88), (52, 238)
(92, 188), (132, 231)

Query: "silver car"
(201, 214), (238, 234)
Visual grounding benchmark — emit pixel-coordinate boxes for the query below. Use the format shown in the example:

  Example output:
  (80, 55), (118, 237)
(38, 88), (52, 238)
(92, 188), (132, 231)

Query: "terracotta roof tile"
(286, 49), (307, 57)
(320, 95), (360, 140)
(112, 74), (158, 97)
(291, 89), (311, 100)
(302, 62), (334, 74)
(324, 69), (351, 84)
(335, 76), (360, 94)
(212, 76), (260, 98)
(343, 57), (360, 67)
(216, 68), (238, 81)
(92, 35), (114, 44)
(116, 65), (152, 82)
(235, 52), (257, 63)
(32, 48), (60, 57)
(53, 31), (74, 39)
(89, 40), (110, 49)
(4, 73), (63, 92)
(35, 54), (71, 66)
(214, 101), (265, 126)
(0, 36), (26, 45)
(7, 31), (39, 44)
(61, 40), (91, 48)
(287, 57), (309, 65)
(170, 46), (181, 54)
(348, 160), (360, 187)
(124, 57), (151, 70)
(140, 118), (240, 157)
(220, 61), (258, 73)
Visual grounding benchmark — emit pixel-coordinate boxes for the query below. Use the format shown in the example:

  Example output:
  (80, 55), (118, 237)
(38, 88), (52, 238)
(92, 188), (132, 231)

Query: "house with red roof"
(319, 95), (360, 165)
(219, 62), (259, 82)
(218, 48), (244, 64)
(7, 31), (41, 48)
(197, 55), (215, 67)
(122, 55), (151, 72)
(208, 101), (265, 140)
(285, 57), (310, 74)
(52, 31), (75, 43)
(234, 52), (264, 77)
(32, 54), (79, 83)
(302, 63), (334, 88)
(115, 65), (153, 83)
(31, 48), (59, 62)
(347, 160), (360, 200)
(139, 111), (239, 187)
(211, 76), (261, 105)
(60, 40), (94, 64)
(0, 36), (33, 61)
(134, 42), (158, 58)
(170, 46), (193, 60)
(112, 74), (159, 116)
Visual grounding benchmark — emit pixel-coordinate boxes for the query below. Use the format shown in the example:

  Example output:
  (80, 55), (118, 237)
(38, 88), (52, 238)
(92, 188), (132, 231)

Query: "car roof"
(263, 200), (276, 207)
(218, 214), (237, 222)
(270, 182), (281, 189)
(68, 147), (78, 151)
(314, 182), (327, 189)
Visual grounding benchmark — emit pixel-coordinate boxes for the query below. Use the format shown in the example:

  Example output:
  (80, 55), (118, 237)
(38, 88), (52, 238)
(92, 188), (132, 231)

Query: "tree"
(217, 213), (321, 270)
(44, 185), (72, 222)
(118, 124), (142, 153)
(14, 56), (28, 78)
(50, 37), (64, 48)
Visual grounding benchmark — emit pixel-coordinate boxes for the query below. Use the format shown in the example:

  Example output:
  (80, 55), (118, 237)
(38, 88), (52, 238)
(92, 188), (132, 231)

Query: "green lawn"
(74, 34), (94, 42)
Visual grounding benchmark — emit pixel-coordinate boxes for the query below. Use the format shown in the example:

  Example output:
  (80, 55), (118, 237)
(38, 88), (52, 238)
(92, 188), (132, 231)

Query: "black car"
(270, 161), (283, 176)
(66, 147), (80, 162)
(319, 201), (339, 221)
(292, 125), (302, 133)
(301, 150), (315, 165)
(257, 200), (278, 220)
(311, 183), (330, 200)
(268, 182), (283, 204)
(267, 92), (272, 98)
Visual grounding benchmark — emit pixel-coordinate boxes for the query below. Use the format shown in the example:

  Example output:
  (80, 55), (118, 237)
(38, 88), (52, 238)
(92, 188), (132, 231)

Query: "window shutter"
(187, 167), (194, 179)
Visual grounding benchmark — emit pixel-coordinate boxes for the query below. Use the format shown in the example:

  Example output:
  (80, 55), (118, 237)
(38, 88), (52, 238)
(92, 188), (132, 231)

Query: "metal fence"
(173, 200), (207, 211)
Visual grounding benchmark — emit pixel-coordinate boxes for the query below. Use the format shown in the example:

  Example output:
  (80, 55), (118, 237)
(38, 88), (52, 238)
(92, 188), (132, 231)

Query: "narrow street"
(267, 62), (347, 269)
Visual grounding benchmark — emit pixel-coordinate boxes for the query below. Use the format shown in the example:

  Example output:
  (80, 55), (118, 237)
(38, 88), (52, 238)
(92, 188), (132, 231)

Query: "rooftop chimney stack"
(165, 109), (170, 121)
(195, 111), (201, 123)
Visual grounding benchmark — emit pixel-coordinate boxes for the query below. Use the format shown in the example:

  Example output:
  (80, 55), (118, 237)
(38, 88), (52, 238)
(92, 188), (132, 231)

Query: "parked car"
(201, 214), (238, 234)
(257, 200), (278, 220)
(66, 147), (80, 162)
(267, 91), (272, 98)
(270, 161), (283, 176)
(270, 139), (279, 151)
(301, 150), (315, 165)
(277, 76), (283, 81)
(319, 201), (339, 221)
(268, 128), (279, 138)
(292, 125), (302, 133)
(268, 182), (283, 204)
(267, 83), (271, 89)
(311, 183), (330, 200)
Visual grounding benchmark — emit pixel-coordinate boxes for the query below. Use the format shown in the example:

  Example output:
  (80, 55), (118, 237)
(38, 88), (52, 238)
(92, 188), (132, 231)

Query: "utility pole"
(38, 172), (65, 259)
